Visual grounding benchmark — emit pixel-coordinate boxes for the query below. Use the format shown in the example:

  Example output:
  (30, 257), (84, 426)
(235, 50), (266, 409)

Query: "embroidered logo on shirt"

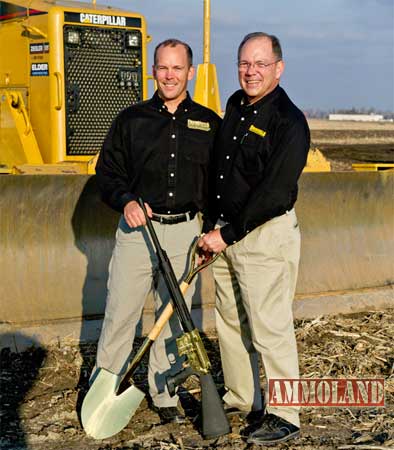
(187, 119), (211, 131)
(249, 125), (266, 137)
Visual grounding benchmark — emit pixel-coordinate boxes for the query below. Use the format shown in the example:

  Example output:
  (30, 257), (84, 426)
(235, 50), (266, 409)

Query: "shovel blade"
(81, 368), (145, 440)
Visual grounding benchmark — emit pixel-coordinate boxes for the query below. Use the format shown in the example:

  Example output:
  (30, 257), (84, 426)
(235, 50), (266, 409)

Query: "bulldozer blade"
(81, 368), (145, 440)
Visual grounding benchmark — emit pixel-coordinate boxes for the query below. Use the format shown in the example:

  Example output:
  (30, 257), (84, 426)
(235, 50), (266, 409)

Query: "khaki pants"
(214, 209), (300, 427)
(96, 215), (200, 407)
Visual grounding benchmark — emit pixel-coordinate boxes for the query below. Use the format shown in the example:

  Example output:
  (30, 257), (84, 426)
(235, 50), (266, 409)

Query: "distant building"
(328, 113), (384, 122)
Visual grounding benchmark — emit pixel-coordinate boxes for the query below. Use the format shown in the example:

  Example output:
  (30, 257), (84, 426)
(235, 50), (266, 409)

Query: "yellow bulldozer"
(0, 0), (393, 349)
(0, 0), (221, 174)
(0, 0), (150, 174)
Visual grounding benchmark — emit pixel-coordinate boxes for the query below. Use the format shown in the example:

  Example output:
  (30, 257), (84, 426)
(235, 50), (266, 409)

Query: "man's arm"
(95, 114), (137, 213)
(220, 118), (310, 246)
(201, 112), (223, 235)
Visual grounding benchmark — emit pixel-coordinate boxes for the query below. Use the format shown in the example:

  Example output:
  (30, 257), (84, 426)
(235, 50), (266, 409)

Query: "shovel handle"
(122, 281), (189, 383)
(148, 281), (188, 341)
(122, 202), (220, 385)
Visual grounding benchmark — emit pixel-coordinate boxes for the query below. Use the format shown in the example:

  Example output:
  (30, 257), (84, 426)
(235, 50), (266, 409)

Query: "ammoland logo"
(269, 378), (385, 407)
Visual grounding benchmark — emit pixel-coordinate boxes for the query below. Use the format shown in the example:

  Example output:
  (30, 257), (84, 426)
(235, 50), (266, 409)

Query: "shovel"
(81, 237), (218, 440)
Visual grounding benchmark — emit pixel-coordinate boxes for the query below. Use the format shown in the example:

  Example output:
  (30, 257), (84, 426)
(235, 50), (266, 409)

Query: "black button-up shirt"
(212, 85), (310, 245)
(96, 92), (221, 218)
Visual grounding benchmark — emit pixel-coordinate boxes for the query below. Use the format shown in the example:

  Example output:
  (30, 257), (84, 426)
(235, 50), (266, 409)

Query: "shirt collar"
(239, 85), (281, 112)
(151, 90), (193, 113)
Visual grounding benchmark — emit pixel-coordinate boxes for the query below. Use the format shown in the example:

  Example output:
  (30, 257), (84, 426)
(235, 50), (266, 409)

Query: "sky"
(109, 0), (394, 112)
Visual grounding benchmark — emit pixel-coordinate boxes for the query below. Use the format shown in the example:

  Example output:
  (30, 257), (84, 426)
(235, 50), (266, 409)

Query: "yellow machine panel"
(0, 1), (148, 172)
(352, 163), (394, 172)
(0, 91), (42, 168)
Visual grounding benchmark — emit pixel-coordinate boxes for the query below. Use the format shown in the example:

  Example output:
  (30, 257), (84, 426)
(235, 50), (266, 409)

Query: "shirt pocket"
(182, 128), (211, 164)
(236, 131), (267, 173)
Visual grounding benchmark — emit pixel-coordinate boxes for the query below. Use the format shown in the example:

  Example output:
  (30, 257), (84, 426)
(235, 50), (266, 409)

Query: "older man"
(199, 32), (310, 445)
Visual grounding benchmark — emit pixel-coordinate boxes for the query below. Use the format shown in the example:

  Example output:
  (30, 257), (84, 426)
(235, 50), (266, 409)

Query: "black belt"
(151, 211), (196, 225)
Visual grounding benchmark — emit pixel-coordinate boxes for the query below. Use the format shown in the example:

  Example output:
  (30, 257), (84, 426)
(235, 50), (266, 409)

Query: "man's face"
(238, 37), (284, 104)
(153, 44), (194, 105)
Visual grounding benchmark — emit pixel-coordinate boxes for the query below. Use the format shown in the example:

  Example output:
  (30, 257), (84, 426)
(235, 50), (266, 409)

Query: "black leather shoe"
(151, 405), (186, 424)
(245, 409), (265, 424)
(247, 413), (300, 446)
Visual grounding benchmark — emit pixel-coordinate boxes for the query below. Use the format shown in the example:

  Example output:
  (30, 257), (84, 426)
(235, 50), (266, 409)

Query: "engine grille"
(63, 25), (143, 156)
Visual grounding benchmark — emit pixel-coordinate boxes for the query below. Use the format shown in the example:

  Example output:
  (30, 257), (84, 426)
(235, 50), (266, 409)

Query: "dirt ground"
(1, 310), (393, 450)
(308, 119), (394, 171)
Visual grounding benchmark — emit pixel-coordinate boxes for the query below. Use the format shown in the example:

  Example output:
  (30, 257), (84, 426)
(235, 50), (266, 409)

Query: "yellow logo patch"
(249, 125), (266, 137)
(187, 119), (211, 131)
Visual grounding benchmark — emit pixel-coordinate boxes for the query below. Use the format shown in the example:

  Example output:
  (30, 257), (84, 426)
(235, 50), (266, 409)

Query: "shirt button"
(233, 136), (237, 140)
(253, 110), (257, 114)
(171, 153), (175, 158)
(219, 175), (224, 179)
(168, 210), (171, 213)
(184, 108), (188, 112)
(172, 116), (176, 120)
(241, 117), (245, 121)
(171, 134), (176, 139)
(170, 173), (174, 177)
(226, 155), (230, 160)
(217, 195), (221, 199)
(220, 213), (224, 217)
(168, 192), (173, 197)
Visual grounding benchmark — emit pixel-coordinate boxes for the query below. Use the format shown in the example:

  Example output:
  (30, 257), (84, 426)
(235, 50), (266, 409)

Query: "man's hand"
(198, 229), (227, 253)
(124, 200), (152, 228)
(196, 247), (214, 266)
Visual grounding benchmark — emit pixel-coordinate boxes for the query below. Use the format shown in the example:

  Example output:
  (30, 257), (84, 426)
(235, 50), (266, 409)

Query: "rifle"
(81, 236), (220, 440)
(138, 198), (230, 439)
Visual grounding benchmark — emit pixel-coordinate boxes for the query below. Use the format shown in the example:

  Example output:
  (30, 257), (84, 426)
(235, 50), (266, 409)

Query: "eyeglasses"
(237, 60), (281, 71)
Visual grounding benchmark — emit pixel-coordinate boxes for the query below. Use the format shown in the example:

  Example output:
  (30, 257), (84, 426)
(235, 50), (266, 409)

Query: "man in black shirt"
(199, 32), (309, 445)
(94, 38), (221, 424)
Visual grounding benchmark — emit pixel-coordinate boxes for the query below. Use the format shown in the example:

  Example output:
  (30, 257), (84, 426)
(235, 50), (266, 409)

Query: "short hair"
(238, 32), (283, 61)
(154, 39), (193, 67)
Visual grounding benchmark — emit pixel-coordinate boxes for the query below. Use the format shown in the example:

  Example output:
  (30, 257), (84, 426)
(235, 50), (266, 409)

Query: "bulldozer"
(0, 0), (393, 349)
(0, 0), (150, 174)
(0, 0), (221, 174)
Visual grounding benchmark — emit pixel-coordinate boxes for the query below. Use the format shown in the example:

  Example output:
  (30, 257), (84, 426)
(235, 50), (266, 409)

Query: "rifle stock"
(200, 373), (230, 439)
(167, 367), (230, 439)
(138, 199), (229, 439)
